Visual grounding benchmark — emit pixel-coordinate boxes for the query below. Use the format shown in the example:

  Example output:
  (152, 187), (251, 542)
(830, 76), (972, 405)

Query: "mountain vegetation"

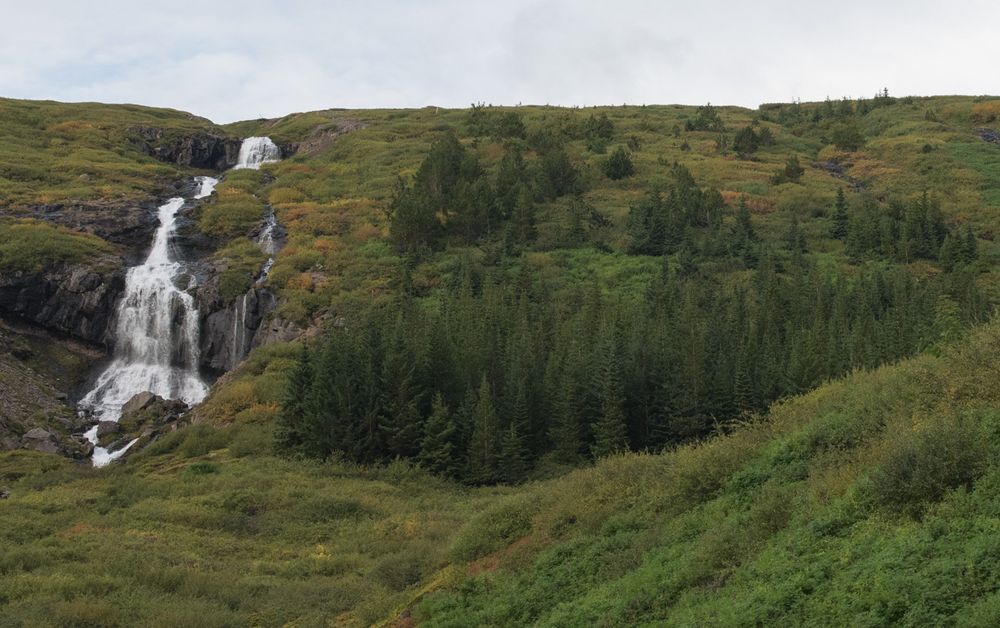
(4, 92), (1000, 624)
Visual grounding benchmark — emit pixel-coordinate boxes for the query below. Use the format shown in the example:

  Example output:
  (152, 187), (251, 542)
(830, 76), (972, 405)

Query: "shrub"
(449, 496), (537, 562)
(831, 121), (865, 151)
(868, 413), (988, 517)
(603, 147), (635, 180)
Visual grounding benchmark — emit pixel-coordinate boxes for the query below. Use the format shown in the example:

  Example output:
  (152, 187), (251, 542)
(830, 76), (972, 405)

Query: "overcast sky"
(2, 1), (998, 123)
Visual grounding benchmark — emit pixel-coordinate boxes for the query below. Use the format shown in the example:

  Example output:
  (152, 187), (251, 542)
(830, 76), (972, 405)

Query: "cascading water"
(233, 136), (281, 170)
(230, 207), (280, 365)
(80, 138), (281, 465)
(80, 176), (217, 466)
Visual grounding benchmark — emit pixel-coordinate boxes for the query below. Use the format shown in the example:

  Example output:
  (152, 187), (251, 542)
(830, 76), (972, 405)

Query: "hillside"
(3, 93), (1000, 624)
(4, 317), (1000, 625)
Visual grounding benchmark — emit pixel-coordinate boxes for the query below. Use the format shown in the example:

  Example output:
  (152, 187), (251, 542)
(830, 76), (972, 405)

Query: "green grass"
(0, 218), (114, 273)
(0, 97), (222, 206)
(8, 320), (1000, 624)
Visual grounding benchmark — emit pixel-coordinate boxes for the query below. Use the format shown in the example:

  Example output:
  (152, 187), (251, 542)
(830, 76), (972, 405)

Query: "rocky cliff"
(129, 126), (242, 170)
(0, 256), (126, 348)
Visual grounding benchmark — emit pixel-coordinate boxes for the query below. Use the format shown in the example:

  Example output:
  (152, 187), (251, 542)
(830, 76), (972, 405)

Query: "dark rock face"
(26, 200), (161, 251)
(199, 287), (279, 372)
(0, 258), (127, 347)
(129, 126), (242, 170)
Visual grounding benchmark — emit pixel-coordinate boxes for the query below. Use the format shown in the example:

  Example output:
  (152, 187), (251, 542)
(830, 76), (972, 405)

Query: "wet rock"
(26, 199), (161, 249)
(121, 391), (157, 416)
(95, 421), (120, 447)
(199, 287), (279, 372)
(0, 257), (126, 347)
(66, 437), (94, 460)
(119, 394), (187, 434)
(128, 126), (242, 170)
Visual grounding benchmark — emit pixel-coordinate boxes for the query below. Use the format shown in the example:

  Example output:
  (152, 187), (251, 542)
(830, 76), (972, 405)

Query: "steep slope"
(3, 317), (1000, 625)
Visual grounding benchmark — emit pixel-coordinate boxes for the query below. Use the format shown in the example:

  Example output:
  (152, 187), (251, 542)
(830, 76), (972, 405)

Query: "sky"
(2, 0), (998, 123)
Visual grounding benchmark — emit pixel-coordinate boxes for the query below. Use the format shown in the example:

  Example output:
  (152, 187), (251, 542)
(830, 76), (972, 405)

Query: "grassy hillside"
(0, 98), (222, 206)
(5, 317), (1000, 625)
(5, 94), (1000, 625)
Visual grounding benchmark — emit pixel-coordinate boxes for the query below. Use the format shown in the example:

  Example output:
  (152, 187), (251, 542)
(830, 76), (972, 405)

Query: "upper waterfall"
(233, 136), (281, 170)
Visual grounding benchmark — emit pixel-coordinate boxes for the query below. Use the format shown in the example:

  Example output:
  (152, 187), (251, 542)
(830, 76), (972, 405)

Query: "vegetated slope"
(200, 96), (1000, 430)
(0, 97), (224, 206)
(5, 315), (1000, 625)
(199, 95), (995, 488)
(5, 94), (1000, 624)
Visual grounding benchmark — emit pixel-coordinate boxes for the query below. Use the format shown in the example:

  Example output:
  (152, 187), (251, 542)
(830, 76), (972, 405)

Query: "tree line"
(278, 256), (984, 484)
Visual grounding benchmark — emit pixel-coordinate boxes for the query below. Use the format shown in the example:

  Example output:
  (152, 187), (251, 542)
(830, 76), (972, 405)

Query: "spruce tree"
(511, 185), (537, 245)
(831, 188), (849, 240)
(277, 345), (313, 451)
(419, 393), (458, 476)
(466, 375), (501, 484)
(590, 330), (629, 458)
(603, 147), (635, 180)
(549, 365), (583, 463)
(499, 423), (531, 484)
(961, 226), (978, 264)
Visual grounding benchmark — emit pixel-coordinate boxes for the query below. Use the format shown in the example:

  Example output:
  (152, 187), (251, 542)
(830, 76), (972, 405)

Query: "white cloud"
(0, 0), (997, 122)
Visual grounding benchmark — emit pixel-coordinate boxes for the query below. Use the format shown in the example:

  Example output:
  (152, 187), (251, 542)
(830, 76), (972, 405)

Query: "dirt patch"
(468, 534), (535, 576)
(297, 118), (367, 157)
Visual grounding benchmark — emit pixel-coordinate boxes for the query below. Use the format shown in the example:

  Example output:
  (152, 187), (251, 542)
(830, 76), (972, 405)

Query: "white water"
(80, 176), (218, 465)
(233, 136), (281, 170)
(257, 209), (278, 256)
(81, 136), (281, 465)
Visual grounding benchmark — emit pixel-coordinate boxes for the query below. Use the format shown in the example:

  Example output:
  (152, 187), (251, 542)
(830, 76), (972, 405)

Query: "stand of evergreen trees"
(278, 258), (984, 484)
(279, 124), (986, 485)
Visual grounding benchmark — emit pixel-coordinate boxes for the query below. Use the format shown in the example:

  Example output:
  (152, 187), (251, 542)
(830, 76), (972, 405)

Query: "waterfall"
(257, 209), (278, 256)
(230, 206), (280, 366)
(80, 136), (282, 465)
(233, 136), (281, 170)
(80, 176), (218, 466)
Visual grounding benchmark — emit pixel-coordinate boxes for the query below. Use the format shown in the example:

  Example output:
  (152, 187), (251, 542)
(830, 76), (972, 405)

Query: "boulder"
(96, 421), (119, 437)
(23, 427), (53, 440)
(121, 391), (157, 416)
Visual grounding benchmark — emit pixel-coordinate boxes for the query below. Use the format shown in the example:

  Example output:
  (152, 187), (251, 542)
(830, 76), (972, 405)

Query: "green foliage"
(867, 412), (989, 517)
(603, 147), (635, 180)
(684, 103), (726, 132)
(831, 120), (866, 151)
(0, 218), (113, 273)
(772, 154), (805, 184)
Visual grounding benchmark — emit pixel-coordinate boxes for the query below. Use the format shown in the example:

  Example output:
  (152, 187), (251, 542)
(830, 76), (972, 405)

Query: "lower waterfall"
(79, 177), (217, 465)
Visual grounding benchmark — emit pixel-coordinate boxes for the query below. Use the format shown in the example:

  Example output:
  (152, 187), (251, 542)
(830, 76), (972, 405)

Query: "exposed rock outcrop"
(129, 126), (242, 170)
(96, 392), (189, 462)
(199, 287), (279, 372)
(0, 257), (126, 347)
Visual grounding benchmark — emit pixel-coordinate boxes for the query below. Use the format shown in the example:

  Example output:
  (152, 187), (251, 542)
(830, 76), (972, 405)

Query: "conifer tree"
(511, 185), (537, 245)
(379, 315), (423, 458)
(277, 345), (313, 451)
(604, 147), (635, 180)
(466, 376), (501, 484)
(419, 393), (458, 476)
(831, 187), (849, 240)
(499, 422), (531, 484)
(961, 226), (978, 264)
(590, 330), (629, 458)
(548, 353), (583, 462)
